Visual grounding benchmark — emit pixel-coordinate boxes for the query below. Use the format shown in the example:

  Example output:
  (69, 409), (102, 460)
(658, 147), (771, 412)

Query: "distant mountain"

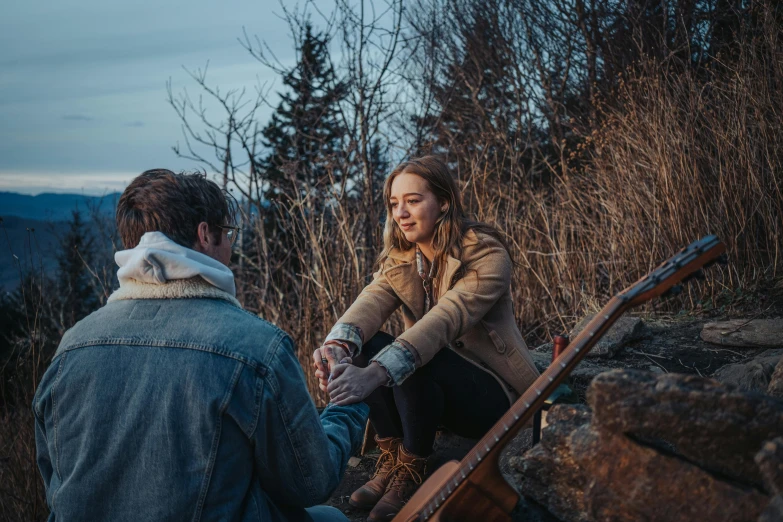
(0, 216), (70, 291)
(0, 192), (120, 292)
(0, 191), (119, 221)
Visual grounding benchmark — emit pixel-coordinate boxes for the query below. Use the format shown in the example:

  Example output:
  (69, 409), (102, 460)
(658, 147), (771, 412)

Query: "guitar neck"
(407, 235), (726, 522)
(416, 296), (629, 520)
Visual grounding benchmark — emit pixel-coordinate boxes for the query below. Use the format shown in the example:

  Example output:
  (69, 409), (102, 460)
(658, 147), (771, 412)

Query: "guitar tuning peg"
(662, 284), (683, 299)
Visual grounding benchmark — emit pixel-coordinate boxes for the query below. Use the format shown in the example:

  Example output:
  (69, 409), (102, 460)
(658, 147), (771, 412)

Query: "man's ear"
(195, 222), (211, 250)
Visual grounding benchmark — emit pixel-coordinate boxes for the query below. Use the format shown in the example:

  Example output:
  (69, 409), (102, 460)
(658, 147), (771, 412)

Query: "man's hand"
(327, 362), (389, 406)
(312, 343), (350, 393)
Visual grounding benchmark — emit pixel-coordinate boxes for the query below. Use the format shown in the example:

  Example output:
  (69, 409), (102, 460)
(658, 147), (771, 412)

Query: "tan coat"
(337, 229), (540, 403)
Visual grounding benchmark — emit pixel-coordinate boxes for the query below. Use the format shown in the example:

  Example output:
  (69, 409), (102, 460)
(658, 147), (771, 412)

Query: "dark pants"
(353, 332), (510, 457)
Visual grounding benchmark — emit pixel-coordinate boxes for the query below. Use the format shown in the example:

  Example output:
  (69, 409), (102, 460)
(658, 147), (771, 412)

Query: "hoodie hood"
(114, 231), (236, 297)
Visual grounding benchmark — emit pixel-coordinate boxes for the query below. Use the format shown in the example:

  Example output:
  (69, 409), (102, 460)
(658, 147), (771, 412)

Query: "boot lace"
(372, 445), (397, 479)
(387, 459), (425, 493)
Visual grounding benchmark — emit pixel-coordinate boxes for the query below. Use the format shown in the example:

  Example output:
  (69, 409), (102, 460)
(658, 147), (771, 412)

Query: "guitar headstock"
(620, 235), (727, 306)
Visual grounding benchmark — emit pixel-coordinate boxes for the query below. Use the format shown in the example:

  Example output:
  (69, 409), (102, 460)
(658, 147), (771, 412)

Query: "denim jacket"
(33, 279), (368, 521)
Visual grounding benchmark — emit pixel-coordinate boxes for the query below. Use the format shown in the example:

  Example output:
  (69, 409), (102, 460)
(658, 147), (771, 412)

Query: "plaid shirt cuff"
(324, 323), (363, 356)
(371, 340), (418, 386)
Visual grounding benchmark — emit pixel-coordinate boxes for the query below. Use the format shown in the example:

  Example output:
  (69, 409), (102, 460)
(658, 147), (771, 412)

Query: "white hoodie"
(108, 231), (239, 306)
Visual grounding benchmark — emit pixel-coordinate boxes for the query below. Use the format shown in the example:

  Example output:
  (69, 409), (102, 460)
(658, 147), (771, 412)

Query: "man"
(33, 169), (367, 521)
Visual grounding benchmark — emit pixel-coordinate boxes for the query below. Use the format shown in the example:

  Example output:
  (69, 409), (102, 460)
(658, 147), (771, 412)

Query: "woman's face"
(389, 172), (444, 247)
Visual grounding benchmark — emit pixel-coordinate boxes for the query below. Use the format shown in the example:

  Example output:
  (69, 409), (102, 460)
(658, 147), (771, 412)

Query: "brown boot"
(368, 445), (428, 521)
(349, 436), (402, 510)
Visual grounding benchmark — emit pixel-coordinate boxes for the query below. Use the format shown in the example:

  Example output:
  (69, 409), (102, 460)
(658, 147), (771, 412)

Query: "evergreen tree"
(56, 210), (98, 328)
(261, 23), (347, 200)
(250, 24), (348, 297)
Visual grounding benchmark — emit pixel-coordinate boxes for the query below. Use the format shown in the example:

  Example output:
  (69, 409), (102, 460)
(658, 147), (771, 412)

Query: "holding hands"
(312, 342), (389, 406)
(312, 342), (351, 393)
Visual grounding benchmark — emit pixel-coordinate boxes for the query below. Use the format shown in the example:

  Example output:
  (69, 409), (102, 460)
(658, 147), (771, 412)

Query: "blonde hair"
(378, 155), (506, 285)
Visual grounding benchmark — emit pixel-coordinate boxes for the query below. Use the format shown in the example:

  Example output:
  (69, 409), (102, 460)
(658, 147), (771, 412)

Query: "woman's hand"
(312, 343), (350, 393)
(327, 362), (389, 406)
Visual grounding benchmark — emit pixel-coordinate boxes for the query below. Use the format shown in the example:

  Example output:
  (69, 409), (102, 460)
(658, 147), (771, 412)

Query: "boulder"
(701, 319), (783, 348)
(512, 403), (768, 522)
(530, 350), (551, 373)
(769, 358), (783, 399)
(713, 355), (782, 393)
(571, 315), (644, 358)
(588, 370), (783, 489)
(507, 405), (593, 522)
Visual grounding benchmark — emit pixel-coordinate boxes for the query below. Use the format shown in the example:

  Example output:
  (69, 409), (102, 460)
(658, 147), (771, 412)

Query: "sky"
(0, 0), (299, 195)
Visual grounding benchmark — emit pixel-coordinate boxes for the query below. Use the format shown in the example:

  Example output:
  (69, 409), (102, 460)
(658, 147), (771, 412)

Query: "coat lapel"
(438, 256), (462, 300)
(384, 248), (425, 320)
(383, 236), (476, 316)
(384, 263), (425, 320)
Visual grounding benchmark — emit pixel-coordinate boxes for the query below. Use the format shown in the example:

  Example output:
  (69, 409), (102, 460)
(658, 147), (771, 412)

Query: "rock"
(532, 348), (612, 382)
(769, 358), (783, 399)
(701, 319), (783, 348)
(571, 314), (644, 358)
(571, 363), (614, 382)
(530, 350), (551, 373)
(507, 405), (593, 522)
(512, 404), (768, 522)
(756, 438), (783, 496)
(713, 355), (782, 393)
(588, 370), (783, 489)
(759, 496), (783, 522)
(347, 456), (362, 468)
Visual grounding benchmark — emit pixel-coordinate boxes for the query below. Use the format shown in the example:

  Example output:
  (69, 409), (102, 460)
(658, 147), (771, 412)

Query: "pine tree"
(261, 23), (347, 200)
(250, 23), (348, 296)
(56, 210), (98, 328)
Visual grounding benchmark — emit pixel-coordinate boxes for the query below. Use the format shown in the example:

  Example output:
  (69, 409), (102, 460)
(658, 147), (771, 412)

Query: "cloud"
(124, 120), (145, 127)
(0, 170), (133, 195)
(62, 114), (94, 121)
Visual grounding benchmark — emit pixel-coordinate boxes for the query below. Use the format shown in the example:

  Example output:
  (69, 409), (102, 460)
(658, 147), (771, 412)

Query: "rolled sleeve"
(324, 323), (364, 355)
(371, 340), (418, 385)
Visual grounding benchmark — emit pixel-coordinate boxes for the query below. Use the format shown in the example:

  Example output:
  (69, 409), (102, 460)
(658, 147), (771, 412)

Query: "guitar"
(393, 235), (727, 522)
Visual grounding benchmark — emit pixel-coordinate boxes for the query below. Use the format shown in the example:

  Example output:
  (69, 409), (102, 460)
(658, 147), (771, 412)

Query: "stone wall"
(508, 369), (783, 522)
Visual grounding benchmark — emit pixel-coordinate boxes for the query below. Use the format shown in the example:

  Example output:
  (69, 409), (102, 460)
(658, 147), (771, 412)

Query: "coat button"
(455, 340), (464, 349)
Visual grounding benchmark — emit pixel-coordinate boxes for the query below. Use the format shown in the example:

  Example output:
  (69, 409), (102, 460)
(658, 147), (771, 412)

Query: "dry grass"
(250, 11), (783, 402)
(2, 5), (782, 519)
(1, 360), (48, 520)
(271, 52), (781, 397)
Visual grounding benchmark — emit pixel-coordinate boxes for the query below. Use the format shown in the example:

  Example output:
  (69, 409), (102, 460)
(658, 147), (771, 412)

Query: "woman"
(312, 156), (540, 521)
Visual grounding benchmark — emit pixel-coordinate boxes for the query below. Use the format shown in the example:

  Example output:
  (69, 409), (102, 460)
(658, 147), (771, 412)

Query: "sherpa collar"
(108, 231), (239, 307)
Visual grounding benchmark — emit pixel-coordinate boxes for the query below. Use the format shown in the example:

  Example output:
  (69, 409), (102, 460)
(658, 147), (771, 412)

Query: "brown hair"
(378, 155), (507, 280)
(116, 169), (237, 249)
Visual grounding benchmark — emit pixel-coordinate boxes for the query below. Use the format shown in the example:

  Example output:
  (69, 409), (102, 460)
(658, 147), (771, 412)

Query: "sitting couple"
(34, 156), (539, 522)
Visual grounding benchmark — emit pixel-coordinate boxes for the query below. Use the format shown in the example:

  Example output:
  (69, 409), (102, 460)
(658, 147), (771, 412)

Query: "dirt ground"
(323, 300), (783, 521)
(324, 427), (559, 522)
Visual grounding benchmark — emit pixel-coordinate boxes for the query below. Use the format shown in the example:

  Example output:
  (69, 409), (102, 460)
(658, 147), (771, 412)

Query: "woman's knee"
(359, 331), (395, 360)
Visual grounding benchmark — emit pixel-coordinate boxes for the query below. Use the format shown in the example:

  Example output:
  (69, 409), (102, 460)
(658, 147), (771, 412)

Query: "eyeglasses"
(215, 225), (240, 246)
